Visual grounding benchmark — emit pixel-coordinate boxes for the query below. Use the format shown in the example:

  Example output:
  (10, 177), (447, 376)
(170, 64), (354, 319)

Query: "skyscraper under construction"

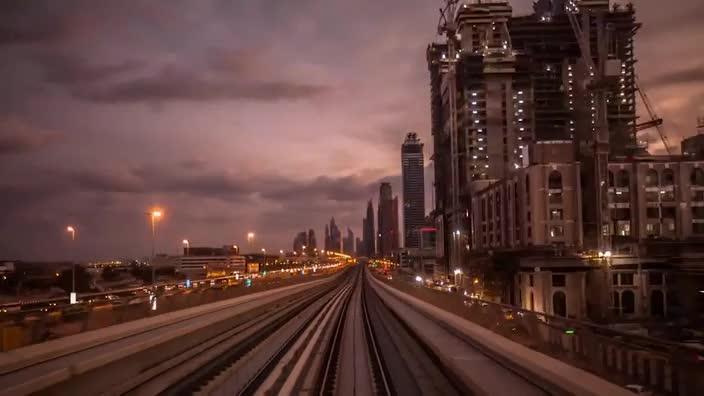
(428, 0), (638, 276)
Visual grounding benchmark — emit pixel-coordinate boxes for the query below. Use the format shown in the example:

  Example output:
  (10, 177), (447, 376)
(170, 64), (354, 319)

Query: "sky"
(1, 0), (702, 261)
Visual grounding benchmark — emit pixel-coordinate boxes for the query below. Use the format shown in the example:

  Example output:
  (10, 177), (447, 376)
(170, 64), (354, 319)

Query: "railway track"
(1, 264), (633, 395)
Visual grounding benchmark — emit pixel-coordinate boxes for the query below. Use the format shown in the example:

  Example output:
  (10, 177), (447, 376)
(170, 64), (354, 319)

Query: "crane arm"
(635, 76), (672, 154)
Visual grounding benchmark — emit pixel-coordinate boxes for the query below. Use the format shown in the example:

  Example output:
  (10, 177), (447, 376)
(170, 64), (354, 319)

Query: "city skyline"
(1, 0), (702, 260)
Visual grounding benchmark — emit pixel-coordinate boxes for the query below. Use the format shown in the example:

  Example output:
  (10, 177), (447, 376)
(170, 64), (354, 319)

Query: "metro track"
(1, 264), (614, 395)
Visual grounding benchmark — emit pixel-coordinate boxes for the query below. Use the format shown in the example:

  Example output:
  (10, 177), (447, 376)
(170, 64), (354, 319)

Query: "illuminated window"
(550, 209), (563, 220)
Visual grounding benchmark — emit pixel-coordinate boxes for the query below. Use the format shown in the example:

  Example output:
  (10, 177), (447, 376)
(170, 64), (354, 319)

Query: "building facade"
(325, 217), (342, 252)
(402, 132), (426, 249)
(343, 228), (355, 256)
(377, 183), (399, 257)
(293, 231), (307, 254)
(428, 0), (639, 277)
(307, 229), (317, 255)
(178, 246), (246, 279)
(362, 200), (375, 257)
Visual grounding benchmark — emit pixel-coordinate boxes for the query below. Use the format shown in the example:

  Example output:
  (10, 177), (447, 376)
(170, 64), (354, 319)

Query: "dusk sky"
(1, 0), (702, 261)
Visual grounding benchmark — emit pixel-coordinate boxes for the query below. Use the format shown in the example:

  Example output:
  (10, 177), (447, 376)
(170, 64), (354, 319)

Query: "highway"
(0, 264), (634, 395)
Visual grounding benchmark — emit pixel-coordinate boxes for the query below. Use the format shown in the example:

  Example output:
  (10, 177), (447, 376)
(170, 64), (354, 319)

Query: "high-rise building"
(362, 200), (375, 257)
(343, 228), (355, 256)
(427, 0), (639, 275)
(355, 237), (363, 256)
(426, 1), (704, 324)
(307, 229), (317, 255)
(293, 231), (307, 254)
(402, 132), (426, 249)
(377, 182), (399, 257)
(325, 217), (342, 252)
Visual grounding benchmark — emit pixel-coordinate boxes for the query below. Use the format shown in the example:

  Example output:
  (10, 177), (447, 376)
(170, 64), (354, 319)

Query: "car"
(625, 384), (652, 395)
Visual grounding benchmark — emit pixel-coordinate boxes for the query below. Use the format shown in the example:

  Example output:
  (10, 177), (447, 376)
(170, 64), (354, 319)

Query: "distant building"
(342, 228), (355, 256)
(377, 182), (399, 257)
(293, 231), (308, 254)
(402, 132), (426, 249)
(324, 224), (330, 251)
(362, 200), (375, 257)
(681, 119), (704, 159)
(307, 229), (317, 254)
(355, 237), (363, 256)
(178, 246), (245, 279)
(400, 224), (438, 278)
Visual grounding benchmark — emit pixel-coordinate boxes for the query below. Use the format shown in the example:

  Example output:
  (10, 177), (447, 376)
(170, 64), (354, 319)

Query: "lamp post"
(247, 232), (255, 252)
(66, 226), (77, 304)
(599, 250), (613, 317)
(147, 209), (163, 287)
(182, 239), (190, 256)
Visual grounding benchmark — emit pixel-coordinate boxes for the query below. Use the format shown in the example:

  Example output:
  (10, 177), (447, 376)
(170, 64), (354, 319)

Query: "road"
(0, 264), (634, 395)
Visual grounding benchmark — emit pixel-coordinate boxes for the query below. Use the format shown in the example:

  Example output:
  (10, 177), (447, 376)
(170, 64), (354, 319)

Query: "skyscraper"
(362, 200), (375, 257)
(427, 0), (638, 273)
(343, 228), (355, 256)
(377, 182), (399, 257)
(402, 132), (425, 249)
(293, 230), (307, 254)
(324, 224), (330, 251)
(326, 217), (342, 252)
(307, 229), (316, 255)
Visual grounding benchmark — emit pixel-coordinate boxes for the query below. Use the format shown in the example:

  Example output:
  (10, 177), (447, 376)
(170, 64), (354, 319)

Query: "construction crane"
(565, 1), (612, 252)
(634, 76), (673, 154)
(437, 0), (462, 272)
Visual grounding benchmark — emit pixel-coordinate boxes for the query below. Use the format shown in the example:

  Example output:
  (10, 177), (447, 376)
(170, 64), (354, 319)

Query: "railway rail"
(0, 265), (635, 395)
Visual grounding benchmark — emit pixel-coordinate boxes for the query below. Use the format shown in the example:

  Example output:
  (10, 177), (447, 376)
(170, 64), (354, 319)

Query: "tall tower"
(307, 229), (316, 254)
(377, 182), (399, 257)
(402, 132), (426, 249)
(429, 0), (522, 276)
(329, 217), (341, 252)
(363, 200), (375, 257)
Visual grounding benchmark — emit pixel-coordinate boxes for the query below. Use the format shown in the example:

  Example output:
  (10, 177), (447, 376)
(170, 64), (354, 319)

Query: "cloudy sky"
(1, 0), (702, 260)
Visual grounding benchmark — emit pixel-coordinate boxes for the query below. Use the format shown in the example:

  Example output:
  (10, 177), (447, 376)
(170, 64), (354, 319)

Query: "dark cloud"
(70, 169), (145, 193)
(29, 163), (386, 206)
(0, 1), (96, 47)
(178, 158), (208, 170)
(28, 45), (332, 104)
(645, 64), (704, 89)
(35, 53), (143, 85)
(0, 117), (63, 155)
(70, 65), (331, 104)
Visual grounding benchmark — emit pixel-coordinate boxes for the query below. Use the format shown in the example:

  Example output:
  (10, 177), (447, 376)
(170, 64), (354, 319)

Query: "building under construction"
(428, 1), (704, 324)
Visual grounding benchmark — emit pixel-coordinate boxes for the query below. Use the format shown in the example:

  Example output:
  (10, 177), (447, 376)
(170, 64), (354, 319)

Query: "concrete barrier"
(0, 273), (340, 375)
(369, 274), (634, 396)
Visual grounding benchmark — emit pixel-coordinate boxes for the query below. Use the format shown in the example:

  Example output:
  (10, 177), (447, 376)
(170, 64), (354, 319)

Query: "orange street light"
(66, 225), (77, 302)
(66, 225), (76, 241)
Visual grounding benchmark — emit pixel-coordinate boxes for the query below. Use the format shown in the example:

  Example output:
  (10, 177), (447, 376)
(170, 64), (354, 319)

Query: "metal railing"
(384, 271), (704, 396)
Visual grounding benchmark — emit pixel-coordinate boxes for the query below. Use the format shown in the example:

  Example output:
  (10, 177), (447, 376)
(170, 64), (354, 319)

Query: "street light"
(148, 209), (163, 257)
(247, 232), (255, 252)
(66, 226), (77, 304)
(182, 239), (190, 256)
(147, 208), (163, 288)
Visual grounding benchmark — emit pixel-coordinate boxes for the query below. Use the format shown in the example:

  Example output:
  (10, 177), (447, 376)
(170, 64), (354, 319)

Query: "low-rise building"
(462, 141), (704, 324)
(178, 246), (246, 279)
